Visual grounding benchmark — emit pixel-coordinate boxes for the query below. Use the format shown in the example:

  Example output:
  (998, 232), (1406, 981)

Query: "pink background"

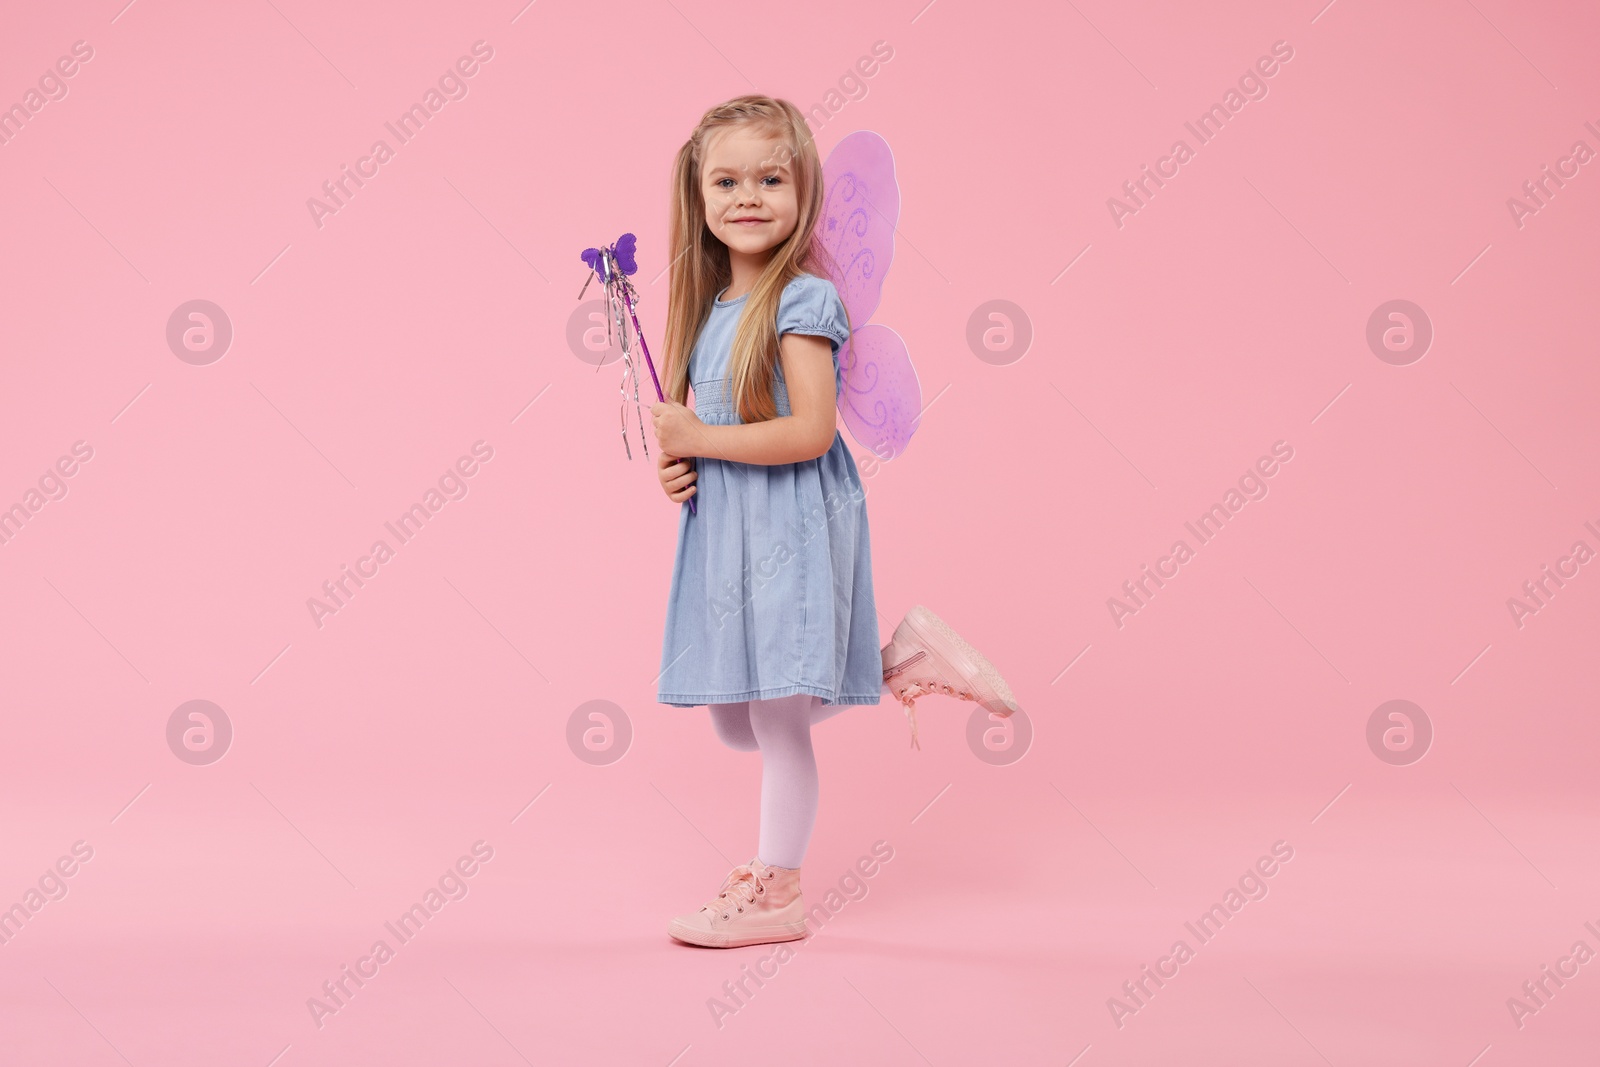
(3, 0), (1598, 1063)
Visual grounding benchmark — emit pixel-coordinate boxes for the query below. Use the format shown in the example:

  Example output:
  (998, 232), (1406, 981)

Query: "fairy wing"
(818, 131), (921, 460)
(835, 323), (920, 460)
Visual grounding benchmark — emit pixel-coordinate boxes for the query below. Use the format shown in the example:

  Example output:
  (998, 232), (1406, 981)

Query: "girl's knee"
(714, 722), (759, 751)
(747, 694), (818, 747)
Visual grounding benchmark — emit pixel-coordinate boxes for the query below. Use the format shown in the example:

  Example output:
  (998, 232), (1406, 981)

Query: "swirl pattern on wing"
(818, 130), (920, 459)
(838, 324), (920, 461)
(819, 131), (899, 327)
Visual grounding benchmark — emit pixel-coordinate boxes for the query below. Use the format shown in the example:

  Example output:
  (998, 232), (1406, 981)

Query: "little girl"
(649, 94), (1019, 950)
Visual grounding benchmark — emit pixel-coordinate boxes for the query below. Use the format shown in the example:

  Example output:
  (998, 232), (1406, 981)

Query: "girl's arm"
(682, 333), (839, 465)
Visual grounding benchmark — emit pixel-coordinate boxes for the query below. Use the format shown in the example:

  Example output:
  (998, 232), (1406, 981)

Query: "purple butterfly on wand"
(577, 232), (696, 514)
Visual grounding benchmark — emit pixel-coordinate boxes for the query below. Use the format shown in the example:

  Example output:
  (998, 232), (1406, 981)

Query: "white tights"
(709, 681), (894, 870)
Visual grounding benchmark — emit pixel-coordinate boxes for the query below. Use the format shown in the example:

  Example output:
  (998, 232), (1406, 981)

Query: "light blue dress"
(657, 273), (882, 709)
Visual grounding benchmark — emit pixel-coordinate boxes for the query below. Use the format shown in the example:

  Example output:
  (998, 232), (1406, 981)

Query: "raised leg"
(875, 605), (1022, 751)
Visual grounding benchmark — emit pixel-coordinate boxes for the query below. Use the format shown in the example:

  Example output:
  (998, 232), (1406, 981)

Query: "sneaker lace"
(897, 691), (924, 751)
(703, 864), (767, 920)
(888, 670), (976, 752)
(885, 651), (927, 751)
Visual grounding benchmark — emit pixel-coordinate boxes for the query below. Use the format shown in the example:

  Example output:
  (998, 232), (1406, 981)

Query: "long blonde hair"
(661, 95), (843, 424)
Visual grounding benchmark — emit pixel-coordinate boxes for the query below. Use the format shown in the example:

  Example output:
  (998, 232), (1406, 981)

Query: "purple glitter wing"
(837, 324), (921, 460)
(581, 246), (602, 272)
(613, 232), (638, 275)
(818, 131), (921, 459)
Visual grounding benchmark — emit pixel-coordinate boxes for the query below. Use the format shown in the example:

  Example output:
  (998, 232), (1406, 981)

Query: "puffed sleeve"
(776, 274), (850, 357)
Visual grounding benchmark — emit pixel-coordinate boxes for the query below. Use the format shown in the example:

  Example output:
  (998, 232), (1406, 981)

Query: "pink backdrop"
(2, 0), (1598, 1063)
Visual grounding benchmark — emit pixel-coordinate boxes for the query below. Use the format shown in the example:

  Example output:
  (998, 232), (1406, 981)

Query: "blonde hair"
(661, 94), (844, 425)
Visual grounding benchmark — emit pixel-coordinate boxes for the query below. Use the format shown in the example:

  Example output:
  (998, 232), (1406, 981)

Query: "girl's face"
(700, 126), (799, 260)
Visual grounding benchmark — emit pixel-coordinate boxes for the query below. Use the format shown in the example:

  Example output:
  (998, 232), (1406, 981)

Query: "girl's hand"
(656, 451), (697, 504)
(650, 401), (705, 458)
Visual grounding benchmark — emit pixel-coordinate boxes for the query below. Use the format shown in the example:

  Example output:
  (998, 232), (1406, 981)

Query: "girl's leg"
(747, 693), (821, 869)
(708, 701), (758, 751)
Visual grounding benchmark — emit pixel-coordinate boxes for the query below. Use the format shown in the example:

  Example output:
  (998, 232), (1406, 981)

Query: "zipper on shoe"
(883, 649), (927, 678)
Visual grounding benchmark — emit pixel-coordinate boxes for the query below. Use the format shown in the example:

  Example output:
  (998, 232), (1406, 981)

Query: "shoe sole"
(667, 918), (808, 949)
(903, 605), (1020, 715)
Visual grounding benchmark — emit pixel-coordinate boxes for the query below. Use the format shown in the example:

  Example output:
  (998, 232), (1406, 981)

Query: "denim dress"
(657, 273), (882, 709)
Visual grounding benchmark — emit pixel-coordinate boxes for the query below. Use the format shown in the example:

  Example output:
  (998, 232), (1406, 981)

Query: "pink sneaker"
(667, 858), (807, 948)
(882, 604), (1021, 749)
